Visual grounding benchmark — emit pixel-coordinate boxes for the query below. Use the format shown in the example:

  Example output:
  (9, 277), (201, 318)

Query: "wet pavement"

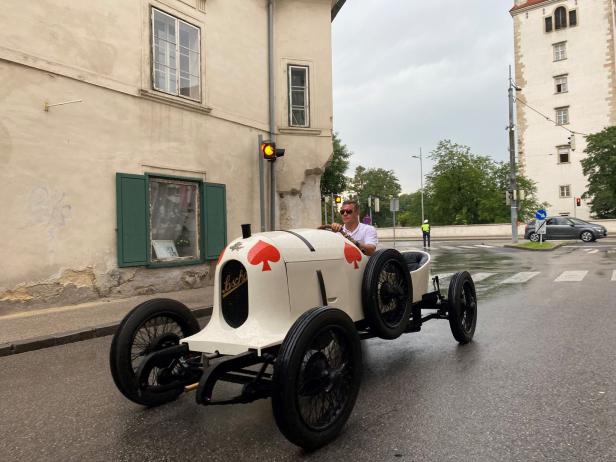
(1, 242), (615, 461)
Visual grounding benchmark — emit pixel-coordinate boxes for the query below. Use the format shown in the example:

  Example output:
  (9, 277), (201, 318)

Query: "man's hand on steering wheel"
(318, 224), (366, 254)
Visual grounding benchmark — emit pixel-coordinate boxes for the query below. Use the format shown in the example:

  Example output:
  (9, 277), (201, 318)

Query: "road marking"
(612, 270), (616, 281)
(436, 273), (454, 279)
(555, 270), (588, 282)
(458, 246), (476, 249)
(439, 246), (458, 250)
(501, 272), (540, 284)
(472, 272), (497, 282)
(474, 244), (494, 248)
(587, 249), (599, 254)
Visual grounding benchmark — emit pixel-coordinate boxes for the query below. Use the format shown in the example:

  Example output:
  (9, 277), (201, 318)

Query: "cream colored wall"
(513, 0), (615, 219)
(0, 0), (335, 309)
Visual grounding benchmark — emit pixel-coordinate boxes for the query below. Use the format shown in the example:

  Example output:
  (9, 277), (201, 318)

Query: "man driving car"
(329, 200), (377, 256)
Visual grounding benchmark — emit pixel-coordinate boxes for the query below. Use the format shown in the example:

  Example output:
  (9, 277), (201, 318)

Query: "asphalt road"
(1, 244), (615, 461)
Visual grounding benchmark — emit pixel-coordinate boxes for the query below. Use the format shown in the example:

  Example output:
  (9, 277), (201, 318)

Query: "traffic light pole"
(267, 0), (276, 231)
(258, 135), (266, 232)
(508, 65), (519, 243)
(331, 193), (335, 224)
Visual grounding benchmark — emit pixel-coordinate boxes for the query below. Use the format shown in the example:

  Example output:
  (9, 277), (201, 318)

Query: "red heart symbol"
(248, 240), (280, 271)
(344, 242), (362, 269)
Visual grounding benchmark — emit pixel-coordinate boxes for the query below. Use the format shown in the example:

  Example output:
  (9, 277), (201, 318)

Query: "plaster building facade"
(0, 0), (346, 310)
(511, 0), (616, 219)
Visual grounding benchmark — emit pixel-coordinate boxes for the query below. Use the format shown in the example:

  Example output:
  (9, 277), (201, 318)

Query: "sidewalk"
(0, 286), (214, 357)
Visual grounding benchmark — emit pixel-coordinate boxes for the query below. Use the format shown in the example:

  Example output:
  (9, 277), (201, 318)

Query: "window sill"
(139, 89), (212, 115)
(279, 127), (322, 136)
(147, 258), (204, 269)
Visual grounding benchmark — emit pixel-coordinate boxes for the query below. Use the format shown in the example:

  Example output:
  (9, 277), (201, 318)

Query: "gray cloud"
(332, 0), (514, 193)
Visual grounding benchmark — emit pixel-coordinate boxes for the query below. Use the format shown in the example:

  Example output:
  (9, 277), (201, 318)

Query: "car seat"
(402, 251), (430, 272)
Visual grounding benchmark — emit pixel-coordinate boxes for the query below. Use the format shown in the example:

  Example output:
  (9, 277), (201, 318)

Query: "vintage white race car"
(110, 226), (477, 450)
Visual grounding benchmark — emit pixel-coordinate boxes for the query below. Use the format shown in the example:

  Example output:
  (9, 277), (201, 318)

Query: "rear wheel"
(528, 232), (540, 242)
(272, 307), (362, 450)
(361, 249), (412, 339)
(109, 298), (201, 406)
(580, 231), (595, 242)
(447, 272), (477, 344)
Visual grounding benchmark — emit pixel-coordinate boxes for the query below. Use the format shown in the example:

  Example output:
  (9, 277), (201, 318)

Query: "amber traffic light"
(335, 195), (342, 204)
(261, 141), (285, 161)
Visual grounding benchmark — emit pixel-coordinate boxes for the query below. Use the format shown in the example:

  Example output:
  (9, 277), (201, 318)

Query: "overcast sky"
(332, 0), (514, 194)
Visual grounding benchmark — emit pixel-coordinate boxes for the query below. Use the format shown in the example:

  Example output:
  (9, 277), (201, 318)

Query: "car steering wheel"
(318, 225), (367, 255)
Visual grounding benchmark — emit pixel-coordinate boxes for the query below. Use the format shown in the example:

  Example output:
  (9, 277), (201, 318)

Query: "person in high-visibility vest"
(421, 219), (431, 248)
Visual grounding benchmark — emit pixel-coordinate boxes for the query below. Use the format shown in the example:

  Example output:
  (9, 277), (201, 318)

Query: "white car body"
(182, 229), (431, 355)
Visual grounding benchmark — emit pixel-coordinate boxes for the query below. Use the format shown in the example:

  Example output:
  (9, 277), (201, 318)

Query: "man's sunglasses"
(340, 209), (355, 215)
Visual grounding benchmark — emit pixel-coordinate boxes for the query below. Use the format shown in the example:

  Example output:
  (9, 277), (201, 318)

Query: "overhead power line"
(513, 96), (588, 136)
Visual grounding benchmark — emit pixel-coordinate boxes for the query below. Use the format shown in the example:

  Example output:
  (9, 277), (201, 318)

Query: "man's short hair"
(341, 200), (359, 212)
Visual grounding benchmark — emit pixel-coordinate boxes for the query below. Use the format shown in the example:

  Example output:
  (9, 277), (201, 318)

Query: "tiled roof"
(510, 0), (550, 13)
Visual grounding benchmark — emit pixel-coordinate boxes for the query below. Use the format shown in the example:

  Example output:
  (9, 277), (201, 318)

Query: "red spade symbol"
(248, 240), (280, 272)
(217, 248), (225, 265)
(344, 242), (362, 269)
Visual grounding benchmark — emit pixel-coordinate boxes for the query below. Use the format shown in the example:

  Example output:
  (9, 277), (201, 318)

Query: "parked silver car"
(525, 217), (608, 242)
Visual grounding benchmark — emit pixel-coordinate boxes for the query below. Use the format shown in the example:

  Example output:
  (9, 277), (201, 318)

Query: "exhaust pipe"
(241, 224), (252, 239)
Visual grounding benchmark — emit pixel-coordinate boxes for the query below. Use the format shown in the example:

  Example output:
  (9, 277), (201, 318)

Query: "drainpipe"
(268, 0), (276, 231)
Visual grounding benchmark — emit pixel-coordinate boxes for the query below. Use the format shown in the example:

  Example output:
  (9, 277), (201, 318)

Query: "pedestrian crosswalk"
(435, 269), (616, 284)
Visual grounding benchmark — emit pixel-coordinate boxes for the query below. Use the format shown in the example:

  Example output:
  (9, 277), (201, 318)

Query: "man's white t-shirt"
(343, 223), (378, 246)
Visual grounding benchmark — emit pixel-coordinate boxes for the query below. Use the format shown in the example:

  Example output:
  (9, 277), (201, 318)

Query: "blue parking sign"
(535, 209), (547, 220)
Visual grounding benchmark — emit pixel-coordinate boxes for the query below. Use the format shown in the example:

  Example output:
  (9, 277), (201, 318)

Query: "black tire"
(109, 298), (200, 406)
(272, 307), (362, 450)
(361, 249), (412, 339)
(447, 272), (477, 344)
(580, 230), (595, 242)
(528, 232), (540, 242)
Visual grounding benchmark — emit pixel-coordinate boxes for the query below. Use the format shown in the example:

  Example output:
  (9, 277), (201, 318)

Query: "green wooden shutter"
(116, 173), (148, 267)
(203, 182), (227, 260)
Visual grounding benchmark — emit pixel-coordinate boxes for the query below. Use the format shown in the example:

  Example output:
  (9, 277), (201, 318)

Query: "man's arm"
(361, 226), (378, 256)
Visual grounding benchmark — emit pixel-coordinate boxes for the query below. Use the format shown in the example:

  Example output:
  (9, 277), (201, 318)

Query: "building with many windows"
(0, 0), (346, 309)
(510, 0), (616, 219)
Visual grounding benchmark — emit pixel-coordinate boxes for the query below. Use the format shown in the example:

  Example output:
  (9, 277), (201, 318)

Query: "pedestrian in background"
(362, 214), (371, 225)
(421, 219), (431, 248)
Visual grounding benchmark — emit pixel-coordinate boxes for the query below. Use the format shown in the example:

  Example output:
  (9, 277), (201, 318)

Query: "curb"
(503, 241), (573, 251)
(0, 306), (213, 358)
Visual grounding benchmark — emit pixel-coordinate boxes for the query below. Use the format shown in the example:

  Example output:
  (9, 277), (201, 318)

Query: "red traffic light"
(576, 197), (581, 206)
(261, 141), (285, 161)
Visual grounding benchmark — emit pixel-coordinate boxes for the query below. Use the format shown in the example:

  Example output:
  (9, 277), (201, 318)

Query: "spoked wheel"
(272, 307), (362, 450)
(110, 298), (201, 406)
(580, 231), (595, 242)
(529, 232), (540, 242)
(447, 272), (477, 344)
(362, 249), (412, 339)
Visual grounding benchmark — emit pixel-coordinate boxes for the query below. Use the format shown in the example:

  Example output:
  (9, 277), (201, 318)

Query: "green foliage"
(348, 166), (402, 227)
(321, 132), (351, 196)
(425, 140), (544, 225)
(581, 126), (616, 218)
(397, 191), (427, 226)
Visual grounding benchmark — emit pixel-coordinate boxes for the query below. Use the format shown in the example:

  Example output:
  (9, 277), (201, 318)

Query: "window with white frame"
(555, 107), (569, 125)
(152, 8), (201, 101)
(559, 185), (571, 198)
(554, 75), (568, 93)
(553, 42), (567, 61)
(557, 145), (570, 163)
(288, 65), (310, 127)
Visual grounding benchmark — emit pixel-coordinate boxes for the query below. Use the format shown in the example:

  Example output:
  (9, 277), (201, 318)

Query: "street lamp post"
(411, 147), (425, 223)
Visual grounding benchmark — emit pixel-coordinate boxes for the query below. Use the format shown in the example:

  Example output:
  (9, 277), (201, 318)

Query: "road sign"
(390, 198), (399, 212)
(535, 219), (547, 235)
(535, 209), (547, 220)
(374, 197), (380, 212)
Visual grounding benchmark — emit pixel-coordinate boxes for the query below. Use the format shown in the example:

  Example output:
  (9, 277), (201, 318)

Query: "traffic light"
(576, 197), (581, 207)
(567, 134), (576, 151)
(334, 195), (342, 204)
(260, 141), (285, 161)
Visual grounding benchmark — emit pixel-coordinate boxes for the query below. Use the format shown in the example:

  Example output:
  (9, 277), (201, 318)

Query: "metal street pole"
(258, 134), (266, 232)
(331, 192), (335, 224)
(508, 65), (519, 243)
(412, 148), (425, 223)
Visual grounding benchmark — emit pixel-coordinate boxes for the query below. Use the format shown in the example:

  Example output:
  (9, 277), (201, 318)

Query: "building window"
(553, 42), (567, 61)
(116, 174), (227, 267)
(557, 145), (570, 163)
(554, 75), (568, 93)
(559, 185), (571, 198)
(288, 65), (310, 127)
(556, 107), (569, 125)
(545, 16), (553, 33)
(152, 8), (201, 101)
(149, 178), (200, 262)
(569, 10), (577, 27)
(554, 6), (567, 29)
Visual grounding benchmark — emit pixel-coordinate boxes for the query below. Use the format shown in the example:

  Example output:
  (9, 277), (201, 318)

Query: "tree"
(321, 132), (351, 196)
(581, 126), (616, 218)
(397, 192), (427, 227)
(348, 166), (402, 227)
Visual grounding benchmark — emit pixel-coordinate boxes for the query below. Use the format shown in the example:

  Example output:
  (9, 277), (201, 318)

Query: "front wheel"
(447, 272), (477, 344)
(580, 231), (595, 242)
(272, 307), (362, 450)
(109, 298), (201, 406)
(528, 232), (540, 242)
